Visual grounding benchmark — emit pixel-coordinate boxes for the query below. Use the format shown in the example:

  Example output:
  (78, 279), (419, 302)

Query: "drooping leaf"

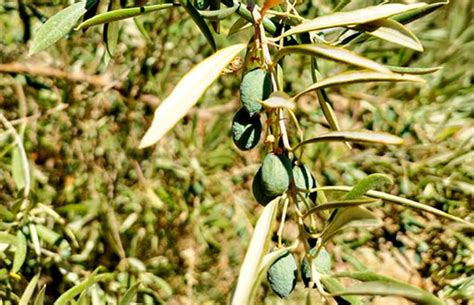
(19, 273), (40, 305)
(139, 43), (246, 148)
(294, 71), (424, 99)
(261, 92), (295, 110)
(103, 0), (120, 57)
(331, 281), (444, 305)
(231, 197), (280, 305)
(354, 18), (423, 52)
(12, 231), (27, 273)
(294, 130), (403, 151)
(281, 3), (427, 37)
(345, 174), (393, 200)
(54, 270), (111, 305)
(76, 3), (174, 30)
(321, 206), (382, 243)
(30, 1), (87, 55)
(12, 147), (26, 191)
(119, 281), (141, 305)
(274, 44), (390, 73)
(182, 0), (216, 51)
(199, 4), (239, 20)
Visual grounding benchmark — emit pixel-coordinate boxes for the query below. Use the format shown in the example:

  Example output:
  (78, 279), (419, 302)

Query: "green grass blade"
(12, 231), (27, 273)
(119, 281), (141, 305)
(19, 273), (40, 305)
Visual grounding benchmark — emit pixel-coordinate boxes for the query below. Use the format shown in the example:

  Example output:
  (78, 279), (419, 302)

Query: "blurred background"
(0, 0), (472, 303)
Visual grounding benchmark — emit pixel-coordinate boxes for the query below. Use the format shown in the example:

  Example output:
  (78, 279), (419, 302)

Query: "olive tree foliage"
(8, 0), (471, 303)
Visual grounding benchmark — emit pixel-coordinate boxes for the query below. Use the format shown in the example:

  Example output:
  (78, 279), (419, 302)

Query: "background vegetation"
(0, 0), (472, 304)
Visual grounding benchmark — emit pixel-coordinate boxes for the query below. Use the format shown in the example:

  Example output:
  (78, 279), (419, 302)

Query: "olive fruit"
(252, 169), (276, 206)
(240, 69), (272, 115)
(292, 163), (317, 203)
(231, 108), (262, 151)
(267, 251), (298, 298)
(261, 153), (292, 197)
(301, 248), (331, 288)
(194, 0), (210, 10)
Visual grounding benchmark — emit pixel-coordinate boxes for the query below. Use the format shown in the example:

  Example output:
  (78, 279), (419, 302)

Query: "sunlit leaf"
(294, 71), (424, 99)
(274, 44), (390, 73)
(139, 43), (246, 148)
(0, 232), (17, 245)
(30, 1), (87, 55)
(345, 174), (393, 200)
(182, 0), (216, 51)
(12, 231), (27, 273)
(282, 3), (427, 37)
(34, 285), (46, 305)
(19, 273), (40, 305)
(294, 130), (403, 151)
(231, 197), (280, 305)
(354, 19), (423, 52)
(392, 1), (447, 24)
(54, 270), (111, 305)
(304, 198), (379, 217)
(320, 277), (364, 305)
(321, 207), (382, 243)
(331, 281), (444, 305)
(261, 92), (295, 110)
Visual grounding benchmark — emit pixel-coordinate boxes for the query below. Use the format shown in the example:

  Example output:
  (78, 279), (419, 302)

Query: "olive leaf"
(386, 65), (441, 75)
(12, 147), (26, 191)
(139, 43), (246, 148)
(345, 173), (393, 200)
(294, 130), (403, 151)
(330, 280), (444, 305)
(12, 231), (27, 273)
(281, 3), (427, 37)
(30, 1), (87, 55)
(119, 281), (141, 305)
(199, 4), (239, 20)
(19, 273), (40, 305)
(182, 0), (216, 51)
(320, 277), (364, 305)
(34, 285), (46, 305)
(353, 19), (423, 52)
(103, 0), (120, 57)
(303, 198), (379, 217)
(294, 71), (424, 100)
(260, 92), (295, 110)
(274, 44), (390, 73)
(76, 3), (174, 30)
(231, 197), (280, 305)
(0, 232), (17, 245)
(392, 1), (448, 24)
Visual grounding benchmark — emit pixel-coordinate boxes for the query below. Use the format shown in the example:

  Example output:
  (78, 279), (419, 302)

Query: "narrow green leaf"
(274, 44), (390, 73)
(12, 231), (27, 273)
(19, 273), (40, 305)
(345, 174), (393, 200)
(227, 16), (251, 36)
(35, 224), (61, 245)
(303, 199), (379, 218)
(392, 1), (447, 24)
(199, 5), (239, 20)
(316, 186), (474, 227)
(321, 207), (382, 243)
(320, 277), (364, 305)
(119, 282), (141, 305)
(182, 0), (217, 51)
(294, 130), (403, 151)
(385, 65), (441, 75)
(333, 271), (397, 283)
(261, 92), (295, 110)
(34, 285), (46, 305)
(294, 71), (424, 100)
(331, 281), (444, 305)
(104, 0), (120, 57)
(282, 3), (427, 37)
(76, 3), (174, 30)
(54, 270), (110, 305)
(231, 197), (280, 305)
(354, 19), (423, 52)
(12, 147), (26, 191)
(139, 43), (246, 148)
(30, 1), (87, 55)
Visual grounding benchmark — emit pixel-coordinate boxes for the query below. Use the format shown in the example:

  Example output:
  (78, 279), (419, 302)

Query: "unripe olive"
(261, 153), (292, 197)
(240, 69), (272, 115)
(292, 163), (317, 203)
(267, 251), (298, 298)
(194, 0), (210, 10)
(301, 248), (331, 288)
(252, 169), (276, 206)
(231, 108), (262, 151)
